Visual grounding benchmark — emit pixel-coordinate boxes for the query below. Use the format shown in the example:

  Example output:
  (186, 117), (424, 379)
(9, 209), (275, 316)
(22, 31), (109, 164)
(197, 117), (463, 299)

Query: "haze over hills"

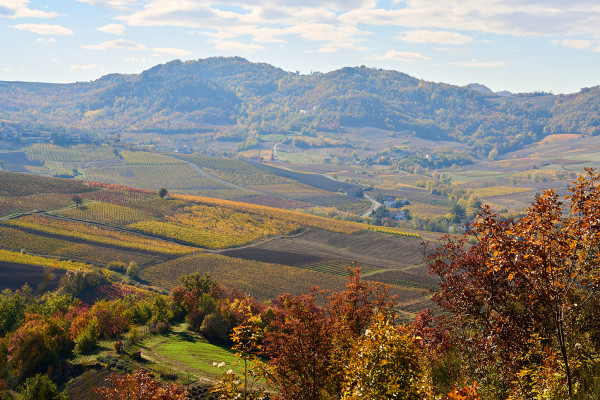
(1, 57), (599, 159)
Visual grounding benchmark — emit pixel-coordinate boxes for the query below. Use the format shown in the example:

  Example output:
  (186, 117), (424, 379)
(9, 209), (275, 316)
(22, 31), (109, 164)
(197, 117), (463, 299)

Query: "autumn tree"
(231, 268), (396, 399)
(5, 314), (71, 382)
(341, 313), (426, 400)
(261, 291), (332, 400)
(427, 168), (600, 396)
(326, 266), (395, 394)
(95, 370), (188, 400)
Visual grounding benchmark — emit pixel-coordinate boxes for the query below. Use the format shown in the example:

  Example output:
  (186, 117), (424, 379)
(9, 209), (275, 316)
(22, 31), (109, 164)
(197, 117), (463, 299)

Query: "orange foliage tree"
(427, 168), (600, 396)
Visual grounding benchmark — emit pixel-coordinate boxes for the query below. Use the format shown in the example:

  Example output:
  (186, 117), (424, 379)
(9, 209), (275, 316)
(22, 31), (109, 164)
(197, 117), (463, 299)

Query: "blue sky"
(2, 0), (600, 94)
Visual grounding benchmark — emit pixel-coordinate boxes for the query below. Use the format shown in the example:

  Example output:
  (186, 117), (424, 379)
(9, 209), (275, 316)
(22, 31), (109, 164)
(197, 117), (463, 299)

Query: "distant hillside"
(1, 57), (598, 156)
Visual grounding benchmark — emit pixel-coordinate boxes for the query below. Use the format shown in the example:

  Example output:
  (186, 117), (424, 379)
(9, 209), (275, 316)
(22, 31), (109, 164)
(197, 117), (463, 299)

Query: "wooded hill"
(1, 57), (599, 157)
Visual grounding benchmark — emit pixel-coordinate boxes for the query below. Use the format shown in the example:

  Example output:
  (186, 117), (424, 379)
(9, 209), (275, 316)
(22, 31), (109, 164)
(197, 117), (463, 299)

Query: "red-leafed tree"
(95, 370), (188, 400)
(262, 291), (332, 400)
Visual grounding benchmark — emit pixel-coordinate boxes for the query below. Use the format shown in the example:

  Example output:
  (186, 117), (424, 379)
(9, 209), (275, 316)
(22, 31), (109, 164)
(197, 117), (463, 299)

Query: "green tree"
(126, 262), (139, 279)
(72, 195), (83, 208)
(19, 374), (66, 400)
(158, 188), (168, 198)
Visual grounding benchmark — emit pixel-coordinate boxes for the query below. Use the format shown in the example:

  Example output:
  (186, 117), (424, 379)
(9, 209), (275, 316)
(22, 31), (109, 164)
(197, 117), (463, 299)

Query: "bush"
(19, 373), (66, 400)
(126, 262), (139, 279)
(107, 262), (126, 273)
(200, 311), (230, 344)
(148, 321), (170, 335)
(186, 309), (206, 332)
(74, 320), (99, 354)
(127, 325), (140, 345)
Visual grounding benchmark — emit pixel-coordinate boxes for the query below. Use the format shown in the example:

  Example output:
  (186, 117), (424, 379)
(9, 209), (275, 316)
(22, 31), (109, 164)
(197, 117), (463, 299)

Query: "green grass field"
(141, 325), (243, 381)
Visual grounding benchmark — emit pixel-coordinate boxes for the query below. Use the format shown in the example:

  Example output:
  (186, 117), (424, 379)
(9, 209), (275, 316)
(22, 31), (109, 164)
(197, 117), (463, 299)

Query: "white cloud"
(35, 37), (56, 43)
(448, 60), (508, 68)
(213, 40), (264, 53)
(75, 0), (138, 9)
(369, 50), (432, 62)
(97, 23), (126, 35)
(124, 56), (147, 63)
(153, 47), (193, 56)
(341, 1), (600, 39)
(82, 39), (148, 51)
(400, 30), (473, 45)
(12, 23), (73, 35)
(318, 47), (339, 53)
(70, 63), (97, 71)
(434, 47), (469, 53)
(551, 39), (595, 50)
(117, 1), (371, 53)
(0, 0), (58, 18)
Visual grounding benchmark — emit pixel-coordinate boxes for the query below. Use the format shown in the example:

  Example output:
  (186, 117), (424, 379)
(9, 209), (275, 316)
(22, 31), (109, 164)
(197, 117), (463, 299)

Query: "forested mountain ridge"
(0, 56), (598, 156)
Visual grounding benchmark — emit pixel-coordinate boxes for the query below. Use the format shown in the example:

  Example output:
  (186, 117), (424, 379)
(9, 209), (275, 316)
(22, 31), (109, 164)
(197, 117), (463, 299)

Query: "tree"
(19, 373), (66, 400)
(126, 261), (139, 279)
(449, 204), (465, 223)
(6, 314), (71, 382)
(158, 188), (168, 198)
(262, 292), (332, 400)
(0, 289), (26, 336)
(427, 168), (600, 396)
(341, 313), (426, 400)
(95, 370), (188, 400)
(72, 195), (83, 208)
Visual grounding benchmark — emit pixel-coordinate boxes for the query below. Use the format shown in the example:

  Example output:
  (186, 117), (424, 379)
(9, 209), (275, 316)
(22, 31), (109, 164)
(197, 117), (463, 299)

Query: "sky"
(2, 0), (600, 94)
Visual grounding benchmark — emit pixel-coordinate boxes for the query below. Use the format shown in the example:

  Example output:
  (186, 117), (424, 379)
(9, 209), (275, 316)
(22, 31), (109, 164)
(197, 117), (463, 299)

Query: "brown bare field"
(250, 228), (426, 270)
(219, 247), (325, 266)
(0, 262), (65, 292)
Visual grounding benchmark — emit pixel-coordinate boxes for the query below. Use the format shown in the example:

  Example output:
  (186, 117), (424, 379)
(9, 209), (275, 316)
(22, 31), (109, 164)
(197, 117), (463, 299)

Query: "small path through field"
(361, 193), (381, 217)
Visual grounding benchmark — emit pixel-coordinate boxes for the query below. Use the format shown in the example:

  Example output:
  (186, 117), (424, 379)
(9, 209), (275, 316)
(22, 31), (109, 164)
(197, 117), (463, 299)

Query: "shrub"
(107, 262), (126, 273)
(186, 309), (206, 332)
(126, 262), (139, 279)
(74, 320), (99, 354)
(200, 311), (231, 344)
(19, 374), (66, 400)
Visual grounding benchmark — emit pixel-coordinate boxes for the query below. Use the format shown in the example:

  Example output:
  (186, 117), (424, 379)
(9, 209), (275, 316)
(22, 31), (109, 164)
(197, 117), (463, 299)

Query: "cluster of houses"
(382, 196), (410, 221)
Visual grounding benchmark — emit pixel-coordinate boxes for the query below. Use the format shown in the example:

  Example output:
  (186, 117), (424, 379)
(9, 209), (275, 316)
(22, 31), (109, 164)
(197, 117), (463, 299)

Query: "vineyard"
(3, 214), (196, 255)
(174, 194), (365, 234)
(25, 143), (116, 163)
(297, 259), (383, 277)
(0, 170), (93, 197)
(367, 225), (421, 238)
(471, 185), (534, 198)
(0, 248), (97, 272)
(141, 252), (352, 302)
(120, 151), (186, 165)
(56, 201), (156, 226)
